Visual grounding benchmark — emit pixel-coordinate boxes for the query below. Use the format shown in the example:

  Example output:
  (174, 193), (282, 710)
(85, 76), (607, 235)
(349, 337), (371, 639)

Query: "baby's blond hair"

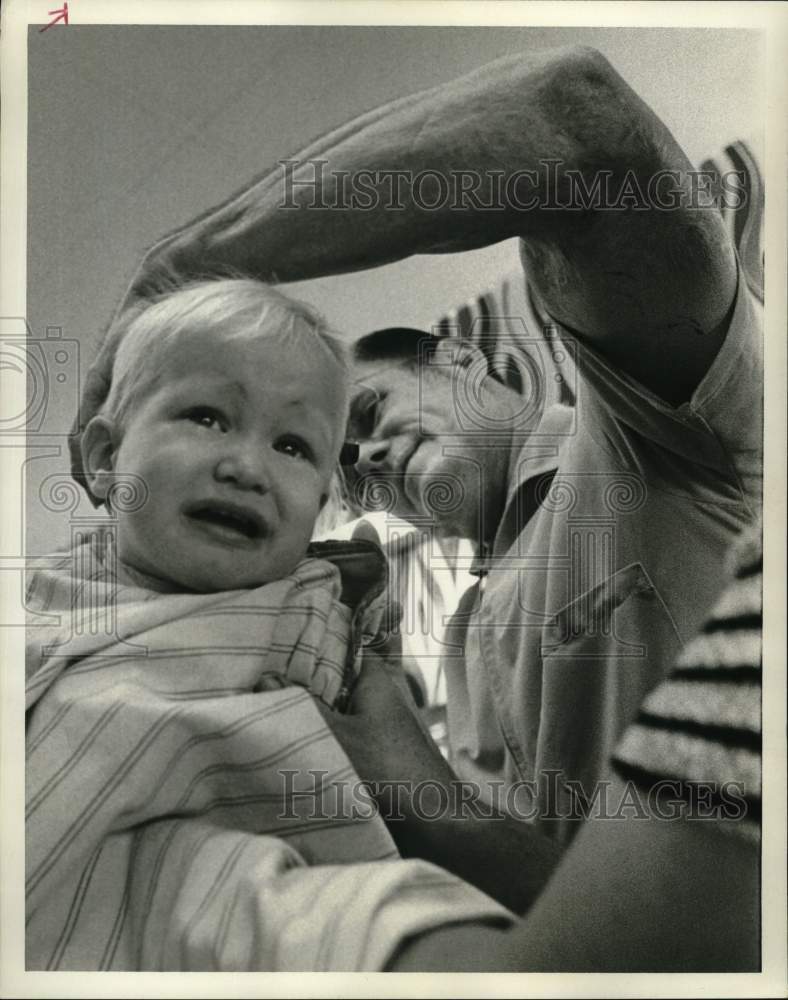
(102, 278), (350, 444)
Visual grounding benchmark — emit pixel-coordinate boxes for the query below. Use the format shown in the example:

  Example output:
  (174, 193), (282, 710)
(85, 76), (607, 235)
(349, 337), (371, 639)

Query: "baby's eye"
(183, 406), (228, 432)
(274, 436), (312, 461)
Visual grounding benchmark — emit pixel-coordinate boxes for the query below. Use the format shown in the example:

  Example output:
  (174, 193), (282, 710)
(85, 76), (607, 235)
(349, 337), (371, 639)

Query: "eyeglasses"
(339, 392), (377, 468)
(346, 387), (382, 442)
(339, 441), (359, 467)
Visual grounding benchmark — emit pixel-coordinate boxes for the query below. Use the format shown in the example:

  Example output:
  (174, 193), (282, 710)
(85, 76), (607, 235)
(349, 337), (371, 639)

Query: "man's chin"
(405, 449), (469, 526)
(402, 441), (439, 509)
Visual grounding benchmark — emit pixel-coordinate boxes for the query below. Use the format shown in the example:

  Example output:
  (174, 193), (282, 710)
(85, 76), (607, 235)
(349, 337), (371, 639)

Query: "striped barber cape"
(25, 533), (511, 971)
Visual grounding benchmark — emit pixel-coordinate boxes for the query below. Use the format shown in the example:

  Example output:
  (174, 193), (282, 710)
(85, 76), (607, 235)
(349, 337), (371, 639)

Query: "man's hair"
(101, 278), (350, 440)
(353, 326), (508, 384)
(352, 327), (442, 369)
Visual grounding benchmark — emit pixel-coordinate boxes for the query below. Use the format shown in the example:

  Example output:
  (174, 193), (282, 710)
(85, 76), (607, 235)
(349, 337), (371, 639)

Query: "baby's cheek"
(289, 498), (324, 551)
(291, 473), (325, 514)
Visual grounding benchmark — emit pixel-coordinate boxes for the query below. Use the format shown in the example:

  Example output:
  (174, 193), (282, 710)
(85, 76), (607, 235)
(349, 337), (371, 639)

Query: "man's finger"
(314, 698), (355, 729)
(349, 654), (404, 714)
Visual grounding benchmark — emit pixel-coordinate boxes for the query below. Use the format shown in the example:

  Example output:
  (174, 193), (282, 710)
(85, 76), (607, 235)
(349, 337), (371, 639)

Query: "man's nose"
(214, 447), (270, 493)
(355, 438), (391, 476)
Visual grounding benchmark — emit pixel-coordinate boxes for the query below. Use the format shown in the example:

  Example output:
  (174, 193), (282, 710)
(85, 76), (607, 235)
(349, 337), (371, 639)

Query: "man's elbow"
(553, 44), (614, 79)
(539, 45), (634, 148)
(537, 44), (687, 189)
(537, 45), (619, 99)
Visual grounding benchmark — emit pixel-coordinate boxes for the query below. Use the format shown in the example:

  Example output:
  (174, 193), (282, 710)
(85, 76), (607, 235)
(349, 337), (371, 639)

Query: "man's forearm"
(122, 46), (627, 303)
(390, 795), (564, 916)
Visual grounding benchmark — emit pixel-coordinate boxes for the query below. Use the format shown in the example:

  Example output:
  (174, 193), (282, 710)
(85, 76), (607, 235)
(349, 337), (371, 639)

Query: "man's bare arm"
(124, 46), (736, 399)
(389, 787), (759, 972)
(319, 652), (562, 915)
(322, 651), (758, 971)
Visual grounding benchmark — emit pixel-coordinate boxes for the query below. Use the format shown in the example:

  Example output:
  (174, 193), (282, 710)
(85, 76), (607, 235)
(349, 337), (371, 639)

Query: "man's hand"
(319, 650), (456, 810)
(319, 651), (562, 915)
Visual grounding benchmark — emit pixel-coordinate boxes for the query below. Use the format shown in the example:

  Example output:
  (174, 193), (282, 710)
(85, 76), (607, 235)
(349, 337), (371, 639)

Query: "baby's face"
(110, 331), (344, 592)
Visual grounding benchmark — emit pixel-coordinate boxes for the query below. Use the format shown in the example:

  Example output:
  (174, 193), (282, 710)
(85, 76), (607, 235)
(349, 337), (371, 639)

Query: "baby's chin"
(169, 553), (310, 593)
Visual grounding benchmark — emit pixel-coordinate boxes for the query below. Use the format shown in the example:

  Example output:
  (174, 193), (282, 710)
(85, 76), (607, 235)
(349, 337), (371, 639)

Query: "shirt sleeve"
(136, 820), (515, 973)
(564, 259), (763, 508)
(611, 520), (762, 843)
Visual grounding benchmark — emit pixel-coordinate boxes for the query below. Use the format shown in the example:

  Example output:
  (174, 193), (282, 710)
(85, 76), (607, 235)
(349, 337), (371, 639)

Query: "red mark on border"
(39, 3), (69, 32)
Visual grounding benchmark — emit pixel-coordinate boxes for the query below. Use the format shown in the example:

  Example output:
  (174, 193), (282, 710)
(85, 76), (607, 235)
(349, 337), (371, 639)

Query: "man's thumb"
(350, 653), (403, 714)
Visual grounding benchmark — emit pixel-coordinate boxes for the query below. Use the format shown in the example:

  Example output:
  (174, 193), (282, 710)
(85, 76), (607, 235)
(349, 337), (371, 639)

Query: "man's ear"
(430, 337), (487, 372)
(80, 415), (118, 502)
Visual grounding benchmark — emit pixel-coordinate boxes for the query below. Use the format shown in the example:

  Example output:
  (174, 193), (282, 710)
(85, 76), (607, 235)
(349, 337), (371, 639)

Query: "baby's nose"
(214, 450), (270, 493)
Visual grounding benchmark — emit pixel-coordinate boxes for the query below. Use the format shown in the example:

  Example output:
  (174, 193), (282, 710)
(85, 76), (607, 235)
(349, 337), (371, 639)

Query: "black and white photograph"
(1, 1), (786, 994)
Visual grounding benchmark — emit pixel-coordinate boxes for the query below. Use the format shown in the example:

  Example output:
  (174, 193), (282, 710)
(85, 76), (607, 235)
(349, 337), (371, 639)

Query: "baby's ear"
(80, 415), (118, 502)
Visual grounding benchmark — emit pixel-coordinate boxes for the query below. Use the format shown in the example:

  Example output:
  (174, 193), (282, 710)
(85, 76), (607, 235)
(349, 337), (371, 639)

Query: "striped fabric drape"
(26, 536), (512, 970)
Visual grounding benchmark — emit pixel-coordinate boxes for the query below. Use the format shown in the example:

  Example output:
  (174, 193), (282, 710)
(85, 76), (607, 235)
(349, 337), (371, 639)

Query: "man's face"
(109, 332), (343, 592)
(348, 353), (504, 539)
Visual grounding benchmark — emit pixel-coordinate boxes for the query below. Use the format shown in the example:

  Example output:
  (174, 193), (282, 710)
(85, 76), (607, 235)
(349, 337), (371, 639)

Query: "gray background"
(26, 25), (763, 553)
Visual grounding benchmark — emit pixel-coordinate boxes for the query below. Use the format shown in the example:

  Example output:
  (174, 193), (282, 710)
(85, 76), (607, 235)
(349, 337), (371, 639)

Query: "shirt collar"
(469, 403), (573, 576)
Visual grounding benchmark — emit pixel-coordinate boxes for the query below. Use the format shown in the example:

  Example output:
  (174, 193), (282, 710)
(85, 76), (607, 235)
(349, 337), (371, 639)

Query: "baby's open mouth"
(184, 501), (265, 541)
